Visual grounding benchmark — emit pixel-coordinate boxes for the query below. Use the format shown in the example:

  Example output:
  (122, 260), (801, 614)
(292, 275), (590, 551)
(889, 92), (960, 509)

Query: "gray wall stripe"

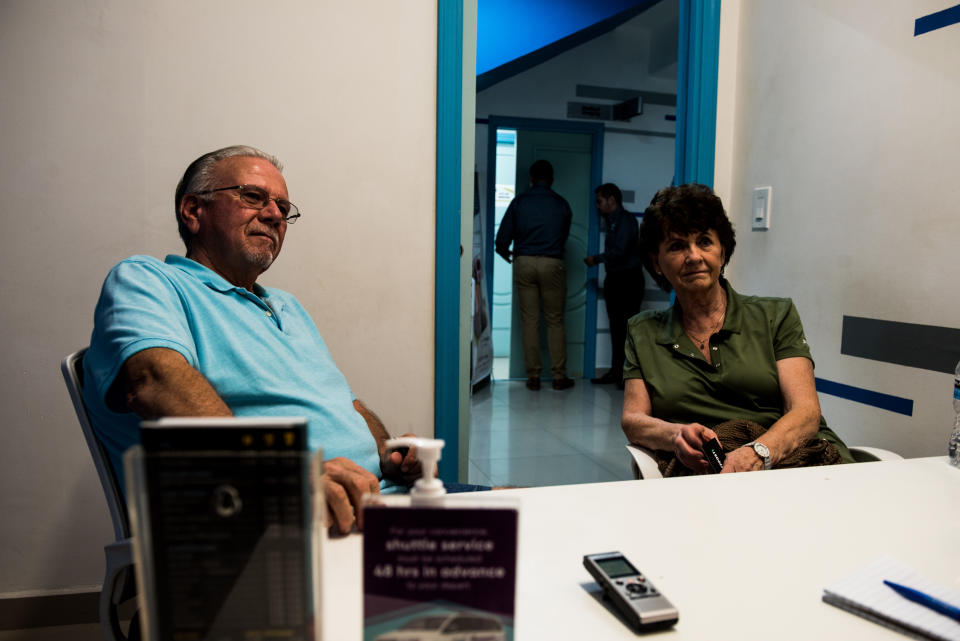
(841, 315), (960, 374)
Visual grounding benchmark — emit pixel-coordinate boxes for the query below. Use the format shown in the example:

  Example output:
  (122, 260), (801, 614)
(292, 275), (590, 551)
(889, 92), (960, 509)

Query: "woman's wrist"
(670, 424), (687, 456)
(742, 441), (772, 470)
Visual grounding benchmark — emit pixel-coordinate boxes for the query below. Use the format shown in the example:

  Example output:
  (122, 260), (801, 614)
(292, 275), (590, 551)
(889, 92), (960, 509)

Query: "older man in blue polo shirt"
(83, 145), (421, 533)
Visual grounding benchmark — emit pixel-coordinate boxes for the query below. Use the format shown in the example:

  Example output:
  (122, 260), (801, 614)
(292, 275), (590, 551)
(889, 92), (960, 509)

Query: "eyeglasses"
(195, 184), (301, 224)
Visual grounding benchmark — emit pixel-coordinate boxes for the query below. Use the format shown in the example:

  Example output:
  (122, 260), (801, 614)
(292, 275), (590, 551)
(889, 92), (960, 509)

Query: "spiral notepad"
(823, 556), (960, 641)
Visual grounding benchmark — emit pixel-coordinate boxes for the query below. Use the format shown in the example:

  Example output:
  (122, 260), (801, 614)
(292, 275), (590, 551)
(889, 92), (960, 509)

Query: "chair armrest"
(624, 444), (663, 480)
(848, 446), (903, 462)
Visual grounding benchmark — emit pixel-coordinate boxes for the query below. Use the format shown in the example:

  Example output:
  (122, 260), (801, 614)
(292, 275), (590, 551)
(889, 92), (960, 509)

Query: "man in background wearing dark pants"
(495, 160), (575, 391)
(585, 183), (644, 388)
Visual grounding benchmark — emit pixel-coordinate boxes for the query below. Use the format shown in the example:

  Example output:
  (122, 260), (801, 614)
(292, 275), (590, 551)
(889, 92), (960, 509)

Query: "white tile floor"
(467, 375), (633, 487)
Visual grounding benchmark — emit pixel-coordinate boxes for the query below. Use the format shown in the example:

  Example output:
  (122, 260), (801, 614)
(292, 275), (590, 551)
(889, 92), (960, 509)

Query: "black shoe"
(552, 377), (575, 391)
(591, 372), (617, 385)
(526, 378), (541, 391)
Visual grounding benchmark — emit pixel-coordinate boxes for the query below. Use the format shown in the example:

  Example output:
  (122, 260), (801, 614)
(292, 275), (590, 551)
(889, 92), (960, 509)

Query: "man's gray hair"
(174, 145), (284, 248)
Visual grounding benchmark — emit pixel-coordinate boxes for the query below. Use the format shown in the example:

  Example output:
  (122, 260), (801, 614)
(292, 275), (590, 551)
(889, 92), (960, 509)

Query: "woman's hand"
(674, 423), (717, 473)
(623, 381), (724, 473)
(721, 446), (764, 473)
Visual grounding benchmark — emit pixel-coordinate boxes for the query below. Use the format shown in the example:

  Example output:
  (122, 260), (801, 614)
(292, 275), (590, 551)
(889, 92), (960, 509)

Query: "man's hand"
(380, 433), (426, 484)
(673, 423), (716, 473)
(322, 457), (380, 535)
(721, 446), (765, 473)
(583, 255), (599, 267)
(353, 401), (426, 485)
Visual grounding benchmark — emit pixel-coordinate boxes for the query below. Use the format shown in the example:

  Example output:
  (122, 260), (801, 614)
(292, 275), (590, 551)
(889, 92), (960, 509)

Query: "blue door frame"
(484, 116), (605, 380)
(675, 0), (721, 186)
(435, 0), (721, 483)
(435, 0), (463, 484)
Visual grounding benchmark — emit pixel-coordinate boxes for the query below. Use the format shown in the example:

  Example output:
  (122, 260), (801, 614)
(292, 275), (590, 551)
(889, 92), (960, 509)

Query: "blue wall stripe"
(915, 4), (960, 36)
(435, 0), (463, 483)
(815, 378), (914, 417)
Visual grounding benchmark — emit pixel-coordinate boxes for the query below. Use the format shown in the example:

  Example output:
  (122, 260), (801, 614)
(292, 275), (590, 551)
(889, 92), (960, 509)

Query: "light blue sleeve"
(85, 256), (199, 405)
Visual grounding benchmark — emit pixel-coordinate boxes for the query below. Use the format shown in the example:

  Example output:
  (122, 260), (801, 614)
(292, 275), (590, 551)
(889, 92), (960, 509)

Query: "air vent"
(567, 96), (643, 122)
(568, 102), (612, 121)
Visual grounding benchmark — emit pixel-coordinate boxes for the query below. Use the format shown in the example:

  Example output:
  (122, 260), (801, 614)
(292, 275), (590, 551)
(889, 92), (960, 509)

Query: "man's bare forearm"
(353, 399), (390, 454)
(115, 347), (232, 418)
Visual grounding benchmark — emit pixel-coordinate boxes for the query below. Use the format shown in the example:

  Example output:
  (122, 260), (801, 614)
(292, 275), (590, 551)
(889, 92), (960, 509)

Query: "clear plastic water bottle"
(949, 359), (960, 467)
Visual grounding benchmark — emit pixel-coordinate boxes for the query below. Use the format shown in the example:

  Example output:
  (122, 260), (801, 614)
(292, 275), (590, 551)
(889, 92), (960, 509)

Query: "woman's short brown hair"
(640, 183), (736, 292)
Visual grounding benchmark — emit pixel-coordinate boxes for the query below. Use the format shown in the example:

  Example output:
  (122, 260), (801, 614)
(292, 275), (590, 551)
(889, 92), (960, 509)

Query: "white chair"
(625, 442), (903, 480)
(61, 348), (136, 641)
(846, 446), (904, 463)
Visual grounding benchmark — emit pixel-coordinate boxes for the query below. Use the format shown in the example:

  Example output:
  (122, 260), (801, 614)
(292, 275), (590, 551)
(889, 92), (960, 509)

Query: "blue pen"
(884, 580), (960, 622)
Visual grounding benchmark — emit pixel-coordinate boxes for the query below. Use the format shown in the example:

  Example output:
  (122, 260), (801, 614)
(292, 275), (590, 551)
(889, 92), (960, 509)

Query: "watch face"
(753, 443), (770, 458)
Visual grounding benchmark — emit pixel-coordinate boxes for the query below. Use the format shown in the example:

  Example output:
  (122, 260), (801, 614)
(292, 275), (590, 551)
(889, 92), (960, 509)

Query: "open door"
(508, 129), (591, 379)
(487, 117), (604, 381)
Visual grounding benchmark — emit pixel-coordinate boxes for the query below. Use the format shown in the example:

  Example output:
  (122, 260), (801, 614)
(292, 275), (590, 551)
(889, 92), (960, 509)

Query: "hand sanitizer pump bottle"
(384, 437), (446, 502)
(362, 437), (519, 640)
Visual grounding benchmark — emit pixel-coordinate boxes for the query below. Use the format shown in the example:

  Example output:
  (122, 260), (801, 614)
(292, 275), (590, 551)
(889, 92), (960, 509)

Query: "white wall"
(0, 1), (438, 594)
(717, 0), (960, 457)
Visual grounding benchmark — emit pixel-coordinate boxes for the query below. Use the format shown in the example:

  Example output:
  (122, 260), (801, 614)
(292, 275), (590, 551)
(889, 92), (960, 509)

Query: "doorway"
(486, 117), (604, 381)
(439, 0), (721, 483)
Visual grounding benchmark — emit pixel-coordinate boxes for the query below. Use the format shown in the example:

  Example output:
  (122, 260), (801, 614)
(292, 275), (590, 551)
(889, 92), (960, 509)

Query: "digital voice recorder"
(583, 551), (679, 631)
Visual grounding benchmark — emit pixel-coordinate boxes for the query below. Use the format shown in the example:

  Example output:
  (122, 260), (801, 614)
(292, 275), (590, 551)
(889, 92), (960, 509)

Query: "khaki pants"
(513, 255), (567, 379)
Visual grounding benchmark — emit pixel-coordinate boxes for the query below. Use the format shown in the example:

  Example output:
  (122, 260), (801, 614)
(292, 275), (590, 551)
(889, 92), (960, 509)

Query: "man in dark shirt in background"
(584, 183), (645, 388)
(495, 160), (575, 391)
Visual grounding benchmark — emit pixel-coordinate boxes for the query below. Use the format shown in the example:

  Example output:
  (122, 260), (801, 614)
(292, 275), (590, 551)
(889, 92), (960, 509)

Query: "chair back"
(61, 348), (130, 541)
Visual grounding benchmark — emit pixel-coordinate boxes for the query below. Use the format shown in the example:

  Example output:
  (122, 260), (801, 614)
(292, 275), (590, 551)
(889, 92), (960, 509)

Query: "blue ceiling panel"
(477, 0), (661, 88)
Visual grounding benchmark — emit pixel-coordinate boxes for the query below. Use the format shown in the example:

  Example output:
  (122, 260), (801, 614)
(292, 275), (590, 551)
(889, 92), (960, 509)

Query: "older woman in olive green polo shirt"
(621, 184), (853, 475)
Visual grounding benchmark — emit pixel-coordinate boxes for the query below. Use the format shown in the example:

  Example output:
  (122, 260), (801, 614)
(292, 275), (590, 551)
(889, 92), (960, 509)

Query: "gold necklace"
(683, 296), (727, 350)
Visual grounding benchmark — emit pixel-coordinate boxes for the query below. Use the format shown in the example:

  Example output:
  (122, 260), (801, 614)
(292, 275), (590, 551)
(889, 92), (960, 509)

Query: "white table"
(322, 457), (960, 640)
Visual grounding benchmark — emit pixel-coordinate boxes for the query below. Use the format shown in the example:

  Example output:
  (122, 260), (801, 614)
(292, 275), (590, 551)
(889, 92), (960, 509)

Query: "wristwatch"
(745, 441), (772, 470)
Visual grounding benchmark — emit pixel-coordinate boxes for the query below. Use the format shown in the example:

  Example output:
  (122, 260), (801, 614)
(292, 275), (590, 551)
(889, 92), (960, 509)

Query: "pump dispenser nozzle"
(385, 437), (446, 502)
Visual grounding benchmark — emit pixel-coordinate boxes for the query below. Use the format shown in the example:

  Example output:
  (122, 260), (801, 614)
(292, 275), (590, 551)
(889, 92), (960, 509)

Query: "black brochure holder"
(124, 417), (321, 641)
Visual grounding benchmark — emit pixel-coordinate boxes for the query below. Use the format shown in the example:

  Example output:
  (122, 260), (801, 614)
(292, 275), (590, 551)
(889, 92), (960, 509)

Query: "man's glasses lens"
(235, 186), (300, 223)
(197, 184), (301, 223)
